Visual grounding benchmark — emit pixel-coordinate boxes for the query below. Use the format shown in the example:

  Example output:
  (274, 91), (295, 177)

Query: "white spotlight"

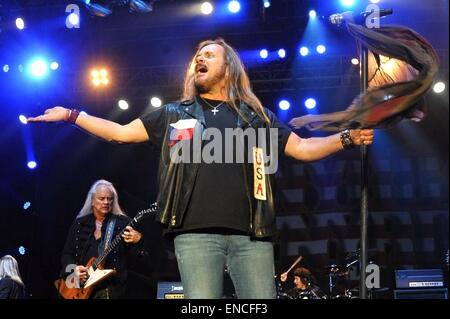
(19, 115), (28, 124)
(201, 2), (213, 15)
(16, 18), (25, 30)
(351, 58), (359, 65)
(228, 1), (241, 14)
(433, 82), (446, 94)
(151, 97), (162, 108)
(118, 99), (129, 110)
(316, 45), (326, 54)
(260, 49), (269, 59)
(50, 62), (59, 70)
(299, 47), (309, 57)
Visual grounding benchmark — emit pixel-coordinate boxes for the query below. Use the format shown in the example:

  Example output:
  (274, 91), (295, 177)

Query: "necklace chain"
(200, 96), (226, 115)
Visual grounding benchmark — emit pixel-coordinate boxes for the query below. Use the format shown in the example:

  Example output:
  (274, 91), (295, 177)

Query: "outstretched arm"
(27, 106), (149, 144)
(284, 129), (374, 162)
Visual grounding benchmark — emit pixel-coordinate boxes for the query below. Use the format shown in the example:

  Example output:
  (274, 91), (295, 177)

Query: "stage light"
(278, 49), (286, 59)
(50, 62), (59, 70)
(68, 12), (79, 26)
(151, 97), (162, 107)
(16, 18), (25, 30)
(263, 1), (271, 8)
(118, 99), (129, 110)
(340, 0), (356, 7)
(309, 10), (317, 19)
(228, 1), (241, 14)
(305, 98), (317, 109)
(316, 45), (326, 54)
(27, 161), (37, 169)
(201, 2), (213, 15)
(130, 0), (154, 13)
(84, 1), (113, 17)
(90, 68), (110, 87)
(29, 59), (49, 78)
(23, 202), (31, 210)
(3, 64), (9, 73)
(259, 49), (268, 59)
(370, 0), (380, 3)
(299, 46), (309, 56)
(279, 100), (290, 111)
(351, 58), (359, 65)
(19, 115), (28, 124)
(18, 246), (26, 255)
(433, 82), (446, 94)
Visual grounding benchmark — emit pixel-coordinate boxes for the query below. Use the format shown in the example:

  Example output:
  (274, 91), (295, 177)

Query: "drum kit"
(277, 249), (379, 299)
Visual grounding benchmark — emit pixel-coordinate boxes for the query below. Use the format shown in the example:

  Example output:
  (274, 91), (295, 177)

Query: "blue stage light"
(18, 246), (26, 255)
(263, 1), (271, 8)
(29, 59), (49, 78)
(305, 98), (317, 109)
(316, 45), (326, 54)
(259, 49), (268, 59)
(299, 46), (309, 56)
(16, 18), (25, 30)
(340, 0), (356, 7)
(309, 10), (317, 19)
(278, 49), (286, 59)
(228, 1), (241, 13)
(279, 100), (291, 111)
(27, 161), (37, 169)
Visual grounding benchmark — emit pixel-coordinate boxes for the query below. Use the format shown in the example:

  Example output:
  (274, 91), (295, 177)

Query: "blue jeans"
(174, 233), (276, 299)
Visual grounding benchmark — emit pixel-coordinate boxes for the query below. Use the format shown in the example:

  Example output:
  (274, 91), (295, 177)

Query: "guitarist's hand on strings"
(122, 226), (142, 244)
(75, 265), (88, 285)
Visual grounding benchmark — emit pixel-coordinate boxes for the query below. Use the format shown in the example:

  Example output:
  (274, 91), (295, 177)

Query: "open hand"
(27, 106), (69, 123)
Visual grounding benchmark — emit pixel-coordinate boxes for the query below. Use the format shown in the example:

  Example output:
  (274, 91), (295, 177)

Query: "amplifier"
(156, 281), (185, 299)
(394, 288), (448, 299)
(395, 269), (444, 289)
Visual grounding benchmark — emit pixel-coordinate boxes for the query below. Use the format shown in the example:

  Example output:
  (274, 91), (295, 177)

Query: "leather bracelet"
(340, 129), (355, 149)
(67, 109), (80, 124)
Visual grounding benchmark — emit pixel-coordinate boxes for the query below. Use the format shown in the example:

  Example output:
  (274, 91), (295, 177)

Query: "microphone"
(329, 8), (393, 26)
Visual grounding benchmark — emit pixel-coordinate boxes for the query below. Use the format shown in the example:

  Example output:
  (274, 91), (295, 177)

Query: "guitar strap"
(98, 216), (116, 256)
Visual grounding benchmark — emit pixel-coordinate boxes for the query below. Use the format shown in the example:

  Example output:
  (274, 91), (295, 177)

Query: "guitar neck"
(91, 204), (156, 269)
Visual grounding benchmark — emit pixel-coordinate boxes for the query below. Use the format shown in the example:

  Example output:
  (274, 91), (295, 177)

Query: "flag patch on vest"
(168, 119), (198, 147)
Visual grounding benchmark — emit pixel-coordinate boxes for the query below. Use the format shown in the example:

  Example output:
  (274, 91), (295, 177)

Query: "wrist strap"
(67, 109), (80, 124)
(340, 129), (355, 149)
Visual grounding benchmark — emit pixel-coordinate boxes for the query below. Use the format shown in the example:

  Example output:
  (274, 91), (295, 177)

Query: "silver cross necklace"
(200, 96), (226, 116)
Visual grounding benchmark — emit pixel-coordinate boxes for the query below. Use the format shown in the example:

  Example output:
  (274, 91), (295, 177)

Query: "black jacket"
(145, 99), (279, 238)
(0, 277), (25, 299)
(60, 213), (142, 297)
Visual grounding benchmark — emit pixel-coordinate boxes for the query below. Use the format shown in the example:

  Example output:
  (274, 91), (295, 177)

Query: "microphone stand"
(329, 8), (393, 299)
(359, 42), (369, 300)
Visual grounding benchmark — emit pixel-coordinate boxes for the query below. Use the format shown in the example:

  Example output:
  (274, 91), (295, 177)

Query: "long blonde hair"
(182, 38), (270, 123)
(0, 255), (24, 286)
(76, 179), (126, 218)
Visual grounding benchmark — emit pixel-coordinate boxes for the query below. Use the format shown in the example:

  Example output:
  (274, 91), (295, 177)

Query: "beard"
(194, 65), (227, 94)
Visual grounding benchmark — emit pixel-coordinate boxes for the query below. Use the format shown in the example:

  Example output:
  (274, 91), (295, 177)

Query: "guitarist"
(59, 179), (143, 299)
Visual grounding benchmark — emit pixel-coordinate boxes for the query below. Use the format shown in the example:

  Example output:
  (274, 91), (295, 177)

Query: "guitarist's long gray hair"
(77, 179), (126, 218)
(0, 255), (24, 286)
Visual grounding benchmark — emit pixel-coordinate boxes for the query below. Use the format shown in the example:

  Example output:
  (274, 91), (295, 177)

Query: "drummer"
(286, 267), (326, 299)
